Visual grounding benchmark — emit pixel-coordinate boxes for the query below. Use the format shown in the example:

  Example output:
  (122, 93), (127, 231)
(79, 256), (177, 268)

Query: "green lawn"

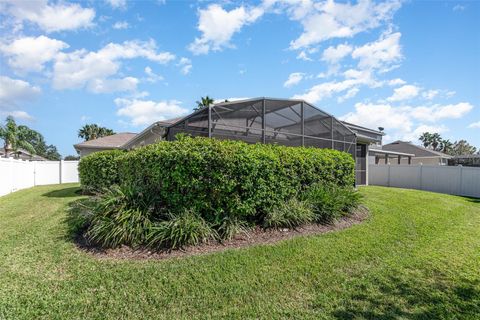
(0, 184), (479, 319)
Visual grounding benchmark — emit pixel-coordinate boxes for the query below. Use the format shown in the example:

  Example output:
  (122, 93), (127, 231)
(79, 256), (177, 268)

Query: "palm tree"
(440, 139), (454, 155)
(78, 124), (115, 141)
(419, 132), (432, 148)
(0, 116), (36, 158)
(430, 133), (442, 151)
(194, 96), (214, 111)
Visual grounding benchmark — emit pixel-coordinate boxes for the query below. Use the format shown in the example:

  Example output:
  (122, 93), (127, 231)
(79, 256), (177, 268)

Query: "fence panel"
(0, 159), (79, 197)
(369, 164), (480, 198)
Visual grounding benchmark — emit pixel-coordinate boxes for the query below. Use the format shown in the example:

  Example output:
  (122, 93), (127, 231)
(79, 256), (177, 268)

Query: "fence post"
(419, 164), (423, 191)
(458, 165), (463, 196)
(59, 160), (64, 184)
(387, 164), (391, 187)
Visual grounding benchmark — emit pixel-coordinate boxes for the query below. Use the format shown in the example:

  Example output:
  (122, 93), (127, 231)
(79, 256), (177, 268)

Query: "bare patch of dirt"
(75, 206), (369, 261)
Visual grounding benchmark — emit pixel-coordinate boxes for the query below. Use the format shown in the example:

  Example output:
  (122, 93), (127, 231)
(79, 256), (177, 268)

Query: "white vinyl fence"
(369, 164), (480, 198)
(0, 158), (79, 197)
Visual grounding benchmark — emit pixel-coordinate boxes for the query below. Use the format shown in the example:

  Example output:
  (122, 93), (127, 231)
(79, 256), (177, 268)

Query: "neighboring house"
(74, 133), (137, 157)
(0, 148), (48, 161)
(381, 140), (451, 165)
(448, 154), (480, 167)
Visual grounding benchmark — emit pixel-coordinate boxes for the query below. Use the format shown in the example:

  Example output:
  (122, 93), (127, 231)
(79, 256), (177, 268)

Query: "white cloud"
(113, 21), (129, 29)
(453, 4), (465, 12)
(337, 87), (359, 103)
(352, 32), (402, 71)
(297, 50), (313, 61)
(422, 89), (439, 100)
(105, 0), (127, 9)
(468, 121), (480, 129)
(2, 110), (34, 121)
(2, 0), (95, 33)
(388, 78), (406, 86)
(189, 4), (263, 54)
(0, 35), (69, 73)
(288, 0), (402, 49)
(114, 98), (188, 126)
(52, 40), (175, 92)
(284, 72), (305, 88)
(410, 102), (473, 122)
(144, 66), (163, 83)
(340, 101), (472, 143)
(387, 84), (420, 102)
(87, 77), (138, 93)
(321, 43), (352, 64)
(177, 57), (192, 75)
(294, 68), (377, 103)
(0, 76), (41, 104)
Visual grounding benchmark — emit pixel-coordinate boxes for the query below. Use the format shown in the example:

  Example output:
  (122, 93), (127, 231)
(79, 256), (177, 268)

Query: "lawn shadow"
(42, 186), (82, 198)
(330, 273), (480, 319)
(462, 196), (480, 204)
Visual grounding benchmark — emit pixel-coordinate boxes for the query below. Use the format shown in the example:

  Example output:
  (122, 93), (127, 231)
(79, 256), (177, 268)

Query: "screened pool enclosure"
(168, 98), (357, 158)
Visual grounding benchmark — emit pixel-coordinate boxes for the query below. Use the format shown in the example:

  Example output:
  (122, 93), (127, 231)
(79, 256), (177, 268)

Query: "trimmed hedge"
(78, 149), (124, 193)
(117, 136), (355, 222)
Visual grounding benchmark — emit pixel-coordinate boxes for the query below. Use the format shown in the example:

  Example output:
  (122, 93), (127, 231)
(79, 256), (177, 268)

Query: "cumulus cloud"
(177, 57), (192, 75)
(422, 89), (439, 100)
(294, 68), (378, 103)
(144, 66), (164, 83)
(0, 35), (69, 73)
(105, 0), (127, 9)
(387, 84), (420, 102)
(87, 77), (138, 94)
(52, 40), (175, 92)
(114, 98), (188, 126)
(410, 102), (473, 122)
(352, 32), (402, 71)
(284, 72), (305, 88)
(0, 76), (41, 105)
(112, 21), (129, 29)
(388, 78), (406, 86)
(321, 43), (352, 64)
(0, 76), (40, 120)
(468, 121), (480, 129)
(288, 0), (402, 49)
(189, 4), (263, 54)
(340, 101), (472, 143)
(2, 0), (95, 33)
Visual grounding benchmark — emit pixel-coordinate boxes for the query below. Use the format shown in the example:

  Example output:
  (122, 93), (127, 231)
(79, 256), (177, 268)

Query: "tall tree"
(419, 132), (433, 148)
(451, 140), (477, 156)
(0, 116), (36, 157)
(194, 96), (214, 111)
(16, 124), (61, 160)
(430, 133), (442, 151)
(440, 139), (454, 154)
(78, 124), (115, 141)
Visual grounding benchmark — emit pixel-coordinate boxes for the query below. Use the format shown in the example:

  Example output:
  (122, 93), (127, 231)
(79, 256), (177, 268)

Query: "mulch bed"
(75, 206), (369, 261)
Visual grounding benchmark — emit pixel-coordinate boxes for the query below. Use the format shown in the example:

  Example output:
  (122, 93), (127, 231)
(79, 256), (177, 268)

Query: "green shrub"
(146, 210), (216, 249)
(304, 184), (360, 223)
(118, 136), (355, 223)
(263, 198), (314, 229)
(78, 149), (124, 193)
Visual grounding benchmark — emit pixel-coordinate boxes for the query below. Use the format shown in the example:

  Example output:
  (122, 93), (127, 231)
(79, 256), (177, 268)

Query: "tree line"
(419, 132), (478, 156)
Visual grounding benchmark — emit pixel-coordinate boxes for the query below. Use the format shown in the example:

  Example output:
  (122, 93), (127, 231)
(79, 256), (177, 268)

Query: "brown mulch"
(76, 206), (369, 261)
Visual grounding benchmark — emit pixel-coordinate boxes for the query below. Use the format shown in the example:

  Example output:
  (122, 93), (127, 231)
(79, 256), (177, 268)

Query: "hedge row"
(80, 136), (355, 218)
(78, 149), (124, 193)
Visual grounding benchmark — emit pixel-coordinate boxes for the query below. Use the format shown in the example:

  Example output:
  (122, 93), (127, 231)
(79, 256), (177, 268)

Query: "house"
(119, 98), (409, 185)
(381, 140), (451, 165)
(0, 148), (48, 161)
(74, 132), (137, 157)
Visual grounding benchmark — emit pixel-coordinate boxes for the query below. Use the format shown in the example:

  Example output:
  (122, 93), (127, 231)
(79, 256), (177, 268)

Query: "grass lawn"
(0, 184), (479, 319)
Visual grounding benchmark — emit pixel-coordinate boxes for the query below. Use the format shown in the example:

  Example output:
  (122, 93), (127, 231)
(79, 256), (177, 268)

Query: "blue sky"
(0, 0), (479, 157)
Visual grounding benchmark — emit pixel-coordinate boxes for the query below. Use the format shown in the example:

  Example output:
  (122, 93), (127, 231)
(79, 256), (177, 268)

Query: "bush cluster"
(78, 149), (124, 193)
(77, 136), (360, 250)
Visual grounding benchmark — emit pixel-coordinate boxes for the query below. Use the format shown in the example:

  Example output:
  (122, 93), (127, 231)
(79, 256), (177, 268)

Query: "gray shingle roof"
(74, 133), (137, 149)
